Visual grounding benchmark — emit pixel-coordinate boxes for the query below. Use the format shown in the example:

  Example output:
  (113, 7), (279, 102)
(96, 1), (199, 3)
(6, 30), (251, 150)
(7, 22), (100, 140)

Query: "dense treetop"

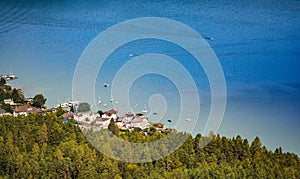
(0, 114), (299, 178)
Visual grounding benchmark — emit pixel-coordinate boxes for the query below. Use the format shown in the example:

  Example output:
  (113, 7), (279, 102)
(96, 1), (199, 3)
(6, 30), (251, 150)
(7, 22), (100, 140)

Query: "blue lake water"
(0, 0), (299, 154)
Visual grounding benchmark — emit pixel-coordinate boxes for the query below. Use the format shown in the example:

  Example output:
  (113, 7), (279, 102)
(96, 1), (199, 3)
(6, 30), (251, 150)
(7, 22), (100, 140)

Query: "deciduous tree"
(32, 94), (46, 108)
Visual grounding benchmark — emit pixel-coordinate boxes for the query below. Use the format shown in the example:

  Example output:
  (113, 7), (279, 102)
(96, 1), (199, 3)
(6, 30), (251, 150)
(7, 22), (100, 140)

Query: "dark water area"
(0, 0), (299, 154)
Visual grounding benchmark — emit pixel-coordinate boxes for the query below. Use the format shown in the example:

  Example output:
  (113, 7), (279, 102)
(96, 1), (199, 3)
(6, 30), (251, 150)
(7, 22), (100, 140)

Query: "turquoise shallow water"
(0, 0), (299, 154)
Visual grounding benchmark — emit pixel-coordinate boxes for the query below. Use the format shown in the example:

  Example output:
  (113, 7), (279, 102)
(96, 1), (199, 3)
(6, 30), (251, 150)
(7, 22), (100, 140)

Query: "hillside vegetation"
(0, 114), (299, 178)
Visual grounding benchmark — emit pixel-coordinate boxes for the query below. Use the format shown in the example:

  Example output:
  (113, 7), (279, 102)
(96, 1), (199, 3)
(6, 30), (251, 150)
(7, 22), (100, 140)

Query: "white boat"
(185, 118), (192, 122)
(142, 105), (147, 114)
(104, 83), (109, 87)
(142, 109), (148, 113)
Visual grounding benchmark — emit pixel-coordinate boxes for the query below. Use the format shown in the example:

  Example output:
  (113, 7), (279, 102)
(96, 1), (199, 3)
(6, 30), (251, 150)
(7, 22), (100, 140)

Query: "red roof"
(105, 109), (118, 116)
(14, 104), (44, 114)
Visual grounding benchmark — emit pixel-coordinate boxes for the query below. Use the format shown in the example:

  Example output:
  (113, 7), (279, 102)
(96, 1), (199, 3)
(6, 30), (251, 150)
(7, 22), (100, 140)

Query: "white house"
(131, 115), (150, 129)
(93, 118), (111, 128)
(4, 99), (16, 106)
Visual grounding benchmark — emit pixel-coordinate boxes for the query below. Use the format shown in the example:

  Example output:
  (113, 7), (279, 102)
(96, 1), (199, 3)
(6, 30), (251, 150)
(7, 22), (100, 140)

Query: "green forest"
(0, 114), (299, 178)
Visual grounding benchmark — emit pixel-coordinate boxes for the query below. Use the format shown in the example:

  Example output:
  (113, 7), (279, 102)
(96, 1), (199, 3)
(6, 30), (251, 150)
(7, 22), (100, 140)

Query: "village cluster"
(0, 98), (166, 132)
(0, 75), (169, 133)
(62, 109), (164, 132)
